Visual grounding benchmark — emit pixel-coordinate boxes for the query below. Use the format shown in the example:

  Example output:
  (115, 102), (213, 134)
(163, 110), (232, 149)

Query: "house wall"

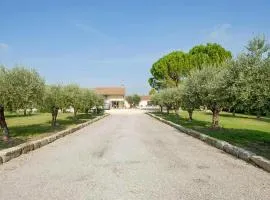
(103, 95), (131, 108)
(139, 100), (149, 108)
(105, 95), (125, 102)
(124, 100), (130, 108)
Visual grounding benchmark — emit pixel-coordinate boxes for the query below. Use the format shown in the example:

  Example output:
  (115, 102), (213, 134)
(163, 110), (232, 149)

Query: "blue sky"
(0, 0), (270, 94)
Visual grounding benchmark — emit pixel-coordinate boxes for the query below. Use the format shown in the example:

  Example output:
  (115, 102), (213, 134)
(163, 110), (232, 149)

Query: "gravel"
(0, 110), (269, 200)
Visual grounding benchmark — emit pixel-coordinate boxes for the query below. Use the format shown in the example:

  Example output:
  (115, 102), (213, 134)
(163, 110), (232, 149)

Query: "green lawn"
(0, 112), (102, 150)
(154, 111), (270, 159)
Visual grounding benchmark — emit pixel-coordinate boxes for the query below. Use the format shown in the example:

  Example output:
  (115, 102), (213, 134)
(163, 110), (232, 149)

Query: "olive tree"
(43, 85), (64, 127)
(158, 88), (182, 114)
(126, 94), (141, 108)
(240, 36), (270, 118)
(4, 66), (45, 115)
(192, 67), (229, 128)
(0, 66), (8, 107)
(151, 92), (164, 112)
(180, 74), (202, 121)
(63, 84), (84, 117)
(93, 93), (104, 114)
(80, 89), (96, 114)
(149, 88), (157, 95)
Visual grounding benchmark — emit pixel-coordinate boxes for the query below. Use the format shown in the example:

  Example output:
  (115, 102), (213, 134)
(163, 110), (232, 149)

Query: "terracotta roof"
(94, 87), (125, 96)
(140, 95), (151, 101)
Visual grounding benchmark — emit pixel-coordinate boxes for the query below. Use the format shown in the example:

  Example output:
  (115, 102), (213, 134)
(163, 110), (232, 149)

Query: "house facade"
(95, 87), (129, 109)
(139, 96), (151, 108)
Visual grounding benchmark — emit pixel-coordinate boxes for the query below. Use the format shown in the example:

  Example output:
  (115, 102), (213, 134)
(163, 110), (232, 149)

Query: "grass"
(154, 111), (270, 159)
(0, 112), (102, 150)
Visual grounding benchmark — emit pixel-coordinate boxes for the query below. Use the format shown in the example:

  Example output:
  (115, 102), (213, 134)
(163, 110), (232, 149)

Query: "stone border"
(0, 114), (109, 165)
(147, 112), (270, 173)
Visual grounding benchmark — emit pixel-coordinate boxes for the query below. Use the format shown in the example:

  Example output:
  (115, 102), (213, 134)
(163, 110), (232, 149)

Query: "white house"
(95, 87), (130, 109)
(139, 96), (151, 108)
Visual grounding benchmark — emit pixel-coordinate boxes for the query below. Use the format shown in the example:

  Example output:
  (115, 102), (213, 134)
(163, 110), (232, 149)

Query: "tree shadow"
(5, 113), (40, 119)
(203, 128), (270, 160)
(0, 113), (104, 150)
(66, 113), (98, 121)
(9, 123), (67, 138)
(2, 114), (98, 146)
(154, 112), (211, 128)
(0, 137), (26, 150)
(203, 112), (270, 123)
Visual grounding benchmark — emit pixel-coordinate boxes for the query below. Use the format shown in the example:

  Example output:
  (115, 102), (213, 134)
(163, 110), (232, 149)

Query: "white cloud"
(207, 23), (232, 42)
(0, 43), (9, 49)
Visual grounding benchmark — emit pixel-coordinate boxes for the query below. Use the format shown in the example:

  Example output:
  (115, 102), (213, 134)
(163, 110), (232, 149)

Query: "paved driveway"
(0, 110), (269, 200)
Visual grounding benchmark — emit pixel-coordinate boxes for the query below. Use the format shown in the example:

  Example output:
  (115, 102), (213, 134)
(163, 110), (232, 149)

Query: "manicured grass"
(154, 111), (270, 159)
(0, 112), (102, 150)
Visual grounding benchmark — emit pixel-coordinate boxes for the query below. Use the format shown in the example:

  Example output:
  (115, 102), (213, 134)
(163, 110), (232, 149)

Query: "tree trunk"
(160, 106), (163, 113)
(188, 110), (193, 121)
(24, 108), (27, 116)
(212, 110), (220, 128)
(74, 108), (77, 118)
(174, 107), (179, 115)
(51, 106), (59, 127)
(51, 115), (55, 127)
(256, 111), (261, 119)
(0, 105), (9, 141)
(232, 110), (235, 117)
(165, 105), (171, 114)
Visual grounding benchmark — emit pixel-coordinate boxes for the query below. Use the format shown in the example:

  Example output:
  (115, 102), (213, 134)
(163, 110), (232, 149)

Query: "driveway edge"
(0, 113), (109, 165)
(146, 112), (270, 173)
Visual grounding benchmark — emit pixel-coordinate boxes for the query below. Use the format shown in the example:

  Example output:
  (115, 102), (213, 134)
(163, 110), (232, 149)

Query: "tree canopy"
(150, 36), (270, 128)
(0, 66), (45, 114)
(126, 94), (141, 108)
(149, 51), (190, 90)
(189, 43), (232, 69)
(149, 43), (232, 90)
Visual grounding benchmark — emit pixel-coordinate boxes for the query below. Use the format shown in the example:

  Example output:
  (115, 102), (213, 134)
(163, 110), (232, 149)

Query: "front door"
(111, 101), (119, 109)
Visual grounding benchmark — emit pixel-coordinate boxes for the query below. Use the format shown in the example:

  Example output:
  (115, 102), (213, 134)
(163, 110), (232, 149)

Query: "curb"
(0, 114), (109, 165)
(147, 112), (270, 173)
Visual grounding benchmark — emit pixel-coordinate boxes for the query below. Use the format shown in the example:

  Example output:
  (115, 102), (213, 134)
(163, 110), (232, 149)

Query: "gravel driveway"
(0, 110), (269, 200)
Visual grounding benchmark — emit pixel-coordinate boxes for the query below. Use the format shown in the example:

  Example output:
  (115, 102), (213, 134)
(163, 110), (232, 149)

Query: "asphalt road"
(0, 110), (270, 200)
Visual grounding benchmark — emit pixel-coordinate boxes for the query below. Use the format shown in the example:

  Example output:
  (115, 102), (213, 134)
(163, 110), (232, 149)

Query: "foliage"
(190, 66), (229, 127)
(151, 88), (182, 114)
(149, 88), (157, 95)
(148, 43), (231, 90)
(150, 92), (164, 111)
(63, 84), (84, 117)
(0, 65), (8, 106)
(126, 94), (141, 108)
(223, 36), (270, 117)
(43, 85), (65, 126)
(151, 36), (269, 127)
(189, 43), (232, 69)
(80, 89), (96, 113)
(93, 93), (105, 114)
(240, 36), (270, 117)
(0, 66), (45, 114)
(149, 51), (190, 89)
(180, 73), (202, 120)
